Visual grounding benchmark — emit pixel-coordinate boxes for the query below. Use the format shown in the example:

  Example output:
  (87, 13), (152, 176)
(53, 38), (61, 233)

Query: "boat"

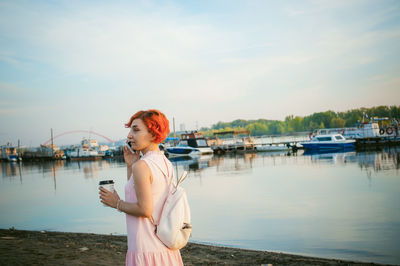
(311, 116), (398, 140)
(66, 138), (104, 160)
(7, 154), (18, 162)
(301, 134), (356, 150)
(310, 115), (399, 147)
(0, 144), (20, 161)
(165, 132), (213, 157)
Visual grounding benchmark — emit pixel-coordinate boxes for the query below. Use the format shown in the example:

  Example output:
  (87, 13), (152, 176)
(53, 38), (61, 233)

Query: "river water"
(1, 148), (399, 264)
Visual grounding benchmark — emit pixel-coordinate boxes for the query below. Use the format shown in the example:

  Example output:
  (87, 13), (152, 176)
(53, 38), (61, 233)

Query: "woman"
(99, 109), (184, 266)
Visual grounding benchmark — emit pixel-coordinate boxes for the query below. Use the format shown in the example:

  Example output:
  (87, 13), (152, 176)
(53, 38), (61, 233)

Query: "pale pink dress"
(125, 150), (184, 266)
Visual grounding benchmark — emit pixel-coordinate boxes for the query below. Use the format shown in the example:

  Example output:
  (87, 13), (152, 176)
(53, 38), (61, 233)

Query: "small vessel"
(67, 138), (104, 160)
(7, 154), (19, 161)
(0, 144), (20, 161)
(165, 132), (213, 157)
(301, 134), (355, 150)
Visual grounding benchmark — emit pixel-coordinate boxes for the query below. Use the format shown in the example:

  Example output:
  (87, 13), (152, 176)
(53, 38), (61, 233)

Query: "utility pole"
(173, 117), (177, 146)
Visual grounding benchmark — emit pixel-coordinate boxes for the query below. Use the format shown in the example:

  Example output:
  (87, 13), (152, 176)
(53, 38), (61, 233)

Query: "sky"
(0, 0), (399, 146)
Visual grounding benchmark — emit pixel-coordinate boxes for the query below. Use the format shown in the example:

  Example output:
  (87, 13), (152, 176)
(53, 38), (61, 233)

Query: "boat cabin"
(312, 134), (346, 142)
(0, 145), (18, 161)
(180, 132), (209, 148)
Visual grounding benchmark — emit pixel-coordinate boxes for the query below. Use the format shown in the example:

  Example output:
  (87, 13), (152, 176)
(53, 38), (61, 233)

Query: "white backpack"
(149, 157), (192, 250)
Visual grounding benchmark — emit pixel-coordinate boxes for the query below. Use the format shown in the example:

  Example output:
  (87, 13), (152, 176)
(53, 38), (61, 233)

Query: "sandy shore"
(0, 228), (387, 265)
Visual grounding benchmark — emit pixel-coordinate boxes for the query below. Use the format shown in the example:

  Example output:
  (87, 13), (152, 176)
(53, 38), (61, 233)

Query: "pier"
(356, 136), (400, 148)
(208, 130), (310, 154)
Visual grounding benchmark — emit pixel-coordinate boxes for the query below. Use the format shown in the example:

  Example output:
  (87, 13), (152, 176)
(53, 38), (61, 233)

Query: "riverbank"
(0, 228), (386, 265)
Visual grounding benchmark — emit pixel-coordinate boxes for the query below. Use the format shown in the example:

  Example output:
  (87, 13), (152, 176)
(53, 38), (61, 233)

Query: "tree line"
(199, 105), (400, 137)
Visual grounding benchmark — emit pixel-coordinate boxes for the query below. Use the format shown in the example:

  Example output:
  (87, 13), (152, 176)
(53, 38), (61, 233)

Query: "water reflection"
(302, 147), (400, 176)
(1, 161), (20, 178)
(303, 150), (357, 165)
(0, 159), (119, 192)
(1, 148), (398, 187)
(169, 148), (399, 178)
(357, 147), (399, 173)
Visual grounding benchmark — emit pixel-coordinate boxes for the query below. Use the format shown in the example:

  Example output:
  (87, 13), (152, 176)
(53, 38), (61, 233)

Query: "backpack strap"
(176, 171), (188, 187)
(146, 155), (172, 226)
(147, 156), (188, 226)
(146, 155), (188, 189)
(144, 155), (173, 186)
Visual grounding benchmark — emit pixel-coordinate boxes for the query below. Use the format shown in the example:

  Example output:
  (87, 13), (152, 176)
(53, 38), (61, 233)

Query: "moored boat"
(165, 132), (213, 157)
(66, 138), (104, 160)
(301, 134), (355, 150)
(0, 144), (20, 162)
(311, 116), (399, 140)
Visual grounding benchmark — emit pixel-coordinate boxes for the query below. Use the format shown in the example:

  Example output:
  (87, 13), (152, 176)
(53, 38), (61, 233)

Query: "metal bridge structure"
(42, 130), (115, 145)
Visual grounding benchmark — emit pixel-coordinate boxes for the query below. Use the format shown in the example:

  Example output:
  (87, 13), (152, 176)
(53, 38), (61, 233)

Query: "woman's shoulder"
(133, 160), (151, 176)
(140, 152), (172, 176)
(141, 151), (168, 165)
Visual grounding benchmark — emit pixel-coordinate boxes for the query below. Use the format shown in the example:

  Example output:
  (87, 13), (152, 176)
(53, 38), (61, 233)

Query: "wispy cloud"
(0, 82), (25, 93)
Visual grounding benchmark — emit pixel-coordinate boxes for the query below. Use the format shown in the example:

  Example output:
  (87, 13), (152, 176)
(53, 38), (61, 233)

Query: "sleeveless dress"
(125, 150), (184, 266)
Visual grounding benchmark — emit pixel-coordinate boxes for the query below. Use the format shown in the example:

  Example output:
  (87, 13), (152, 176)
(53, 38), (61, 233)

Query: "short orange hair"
(125, 109), (170, 143)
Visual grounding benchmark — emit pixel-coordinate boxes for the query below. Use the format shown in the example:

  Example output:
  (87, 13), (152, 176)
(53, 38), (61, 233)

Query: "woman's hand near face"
(123, 145), (141, 167)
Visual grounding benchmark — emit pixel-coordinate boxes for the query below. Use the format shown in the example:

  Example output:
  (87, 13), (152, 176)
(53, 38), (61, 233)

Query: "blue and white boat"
(165, 144), (201, 157)
(165, 132), (213, 157)
(301, 134), (355, 150)
(0, 144), (20, 161)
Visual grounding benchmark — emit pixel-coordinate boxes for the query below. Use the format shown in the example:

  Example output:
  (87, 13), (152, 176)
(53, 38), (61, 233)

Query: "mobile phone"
(125, 141), (136, 154)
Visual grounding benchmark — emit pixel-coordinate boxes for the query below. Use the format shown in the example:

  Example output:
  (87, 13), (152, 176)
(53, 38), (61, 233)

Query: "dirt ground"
(0, 229), (386, 266)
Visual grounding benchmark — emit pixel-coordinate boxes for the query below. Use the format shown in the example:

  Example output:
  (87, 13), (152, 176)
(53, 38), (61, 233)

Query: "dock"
(208, 131), (310, 154)
(355, 136), (400, 148)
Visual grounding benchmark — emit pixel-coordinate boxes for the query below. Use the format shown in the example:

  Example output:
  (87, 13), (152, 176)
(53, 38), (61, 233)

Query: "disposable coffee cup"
(99, 180), (115, 207)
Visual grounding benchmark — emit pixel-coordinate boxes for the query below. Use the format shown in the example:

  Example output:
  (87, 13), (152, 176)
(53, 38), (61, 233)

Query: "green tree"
(201, 105), (400, 136)
(269, 121), (285, 134)
(330, 117), (346, 128)
(289, 116), (304, 132)
(246, 122), (269, 135)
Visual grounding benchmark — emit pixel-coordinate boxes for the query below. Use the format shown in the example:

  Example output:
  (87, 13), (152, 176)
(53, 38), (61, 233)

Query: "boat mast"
(51, 128), (54, 156)
(17, 139), (20, 158)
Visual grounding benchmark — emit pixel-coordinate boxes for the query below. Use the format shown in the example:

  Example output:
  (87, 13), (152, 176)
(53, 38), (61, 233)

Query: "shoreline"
(0, 228), (388, 265)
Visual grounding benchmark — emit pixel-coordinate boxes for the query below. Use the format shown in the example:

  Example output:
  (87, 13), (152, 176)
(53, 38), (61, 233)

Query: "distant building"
(180, 123), (186, 132)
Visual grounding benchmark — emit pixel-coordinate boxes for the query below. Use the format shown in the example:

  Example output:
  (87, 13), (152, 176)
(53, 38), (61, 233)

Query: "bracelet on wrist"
(117, 200), (123, 212)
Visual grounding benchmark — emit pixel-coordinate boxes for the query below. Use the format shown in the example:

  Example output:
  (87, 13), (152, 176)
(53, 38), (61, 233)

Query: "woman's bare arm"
(119, 160), (153, 218)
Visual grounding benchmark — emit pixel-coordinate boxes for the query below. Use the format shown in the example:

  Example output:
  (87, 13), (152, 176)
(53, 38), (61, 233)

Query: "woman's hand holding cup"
(99, 186), (120, 208)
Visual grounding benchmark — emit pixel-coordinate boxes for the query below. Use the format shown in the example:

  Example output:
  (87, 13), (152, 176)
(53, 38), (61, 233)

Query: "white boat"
(302, 134), (356, 150)
(165, 145), (202, 157)
(68, 138), (104, 160)
(311, 116), (397, 140)
(165, 132), (213, 157)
